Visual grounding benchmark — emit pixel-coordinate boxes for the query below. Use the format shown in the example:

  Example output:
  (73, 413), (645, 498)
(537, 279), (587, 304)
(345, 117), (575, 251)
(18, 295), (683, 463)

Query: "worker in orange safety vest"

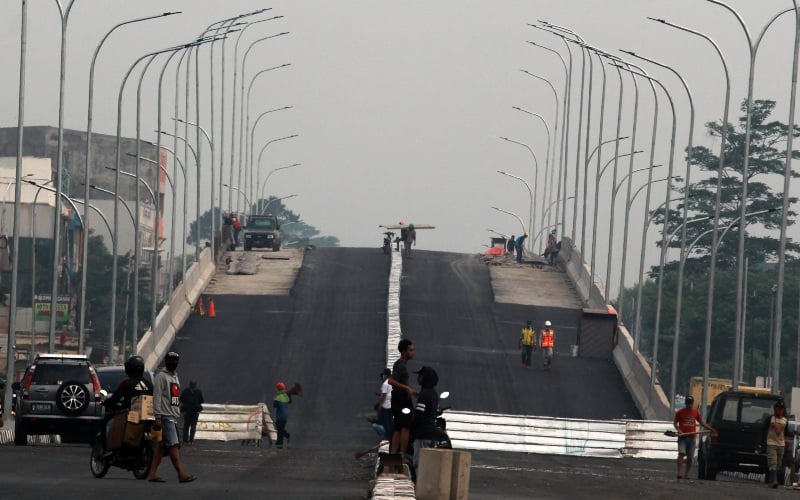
(540, 321), (555, 370)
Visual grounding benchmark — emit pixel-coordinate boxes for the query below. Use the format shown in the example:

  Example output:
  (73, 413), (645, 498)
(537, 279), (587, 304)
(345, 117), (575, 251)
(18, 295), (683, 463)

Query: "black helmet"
(775, 399), (786, 410)
(165, 351), (180, 361)
(124, 356), (145, 378)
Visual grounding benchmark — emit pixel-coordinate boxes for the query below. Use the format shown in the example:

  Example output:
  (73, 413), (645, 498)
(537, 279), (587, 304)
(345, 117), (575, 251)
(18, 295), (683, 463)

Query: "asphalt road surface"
(2, 248), (787, 498)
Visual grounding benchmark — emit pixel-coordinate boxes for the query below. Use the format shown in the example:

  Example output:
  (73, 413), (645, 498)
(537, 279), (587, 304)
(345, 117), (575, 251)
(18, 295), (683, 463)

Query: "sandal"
(180, 475), (197, 483)
(148, 477), (166, 483)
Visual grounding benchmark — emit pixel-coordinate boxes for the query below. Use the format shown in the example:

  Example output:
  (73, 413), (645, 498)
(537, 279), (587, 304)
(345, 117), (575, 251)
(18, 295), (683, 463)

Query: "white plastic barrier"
(195, 403), (276, 443)
(441, 410), (678, 460)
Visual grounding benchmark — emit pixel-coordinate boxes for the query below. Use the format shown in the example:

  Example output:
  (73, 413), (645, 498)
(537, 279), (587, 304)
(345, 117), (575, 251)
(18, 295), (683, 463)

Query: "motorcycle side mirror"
(440, 391), (450, 400)
(11, 382), (20, 391)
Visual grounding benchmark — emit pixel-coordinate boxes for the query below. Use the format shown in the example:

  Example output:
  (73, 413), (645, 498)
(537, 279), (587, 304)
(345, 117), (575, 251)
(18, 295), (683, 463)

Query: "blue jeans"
(276, 419), (289, 447)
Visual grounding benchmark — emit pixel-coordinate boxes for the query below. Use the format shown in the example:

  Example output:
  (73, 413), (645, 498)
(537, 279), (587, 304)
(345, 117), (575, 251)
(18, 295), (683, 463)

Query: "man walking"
(519, 320), (535, 368)
(540, 321), (555, 369)
(180, 379), (204, 446)
(765, 399), (788, 488)
(146, 351), (196, 483)
(389, 339), (418, 463)
(506, 235), (515, 257)
(673, 395), (714, 479)
(405, 224), (417, 257)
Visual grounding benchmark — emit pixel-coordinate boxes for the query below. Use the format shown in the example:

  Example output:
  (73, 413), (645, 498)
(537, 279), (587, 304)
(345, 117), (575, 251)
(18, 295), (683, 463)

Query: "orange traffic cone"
(208, 298), (216, 318)
(197, 296), (205, 316)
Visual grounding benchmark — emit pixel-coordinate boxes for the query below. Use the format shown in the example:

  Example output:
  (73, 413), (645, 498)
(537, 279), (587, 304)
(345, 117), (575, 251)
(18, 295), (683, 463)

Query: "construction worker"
(540, 321), (555, 369)
(519, 320), (536, 368)
(514, 232), (528, 263)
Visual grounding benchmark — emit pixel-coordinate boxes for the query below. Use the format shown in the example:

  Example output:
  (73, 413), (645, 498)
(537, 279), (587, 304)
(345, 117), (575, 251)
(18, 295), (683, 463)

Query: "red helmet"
(276, 382), (286, 391)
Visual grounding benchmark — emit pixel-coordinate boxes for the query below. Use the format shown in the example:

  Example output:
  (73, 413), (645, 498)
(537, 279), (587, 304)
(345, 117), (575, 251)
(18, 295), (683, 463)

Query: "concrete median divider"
(557, 237), (670, 421)
(139, 247), (217, 370)
(416, 448), (471, 500)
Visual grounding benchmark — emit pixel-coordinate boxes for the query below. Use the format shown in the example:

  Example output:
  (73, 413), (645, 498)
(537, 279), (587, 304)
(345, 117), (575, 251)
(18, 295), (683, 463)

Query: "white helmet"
(544, 321), (552, 327)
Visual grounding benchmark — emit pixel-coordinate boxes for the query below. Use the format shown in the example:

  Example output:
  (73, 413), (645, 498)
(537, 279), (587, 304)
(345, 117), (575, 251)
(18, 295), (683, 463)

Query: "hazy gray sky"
(1, 1), (798, 299)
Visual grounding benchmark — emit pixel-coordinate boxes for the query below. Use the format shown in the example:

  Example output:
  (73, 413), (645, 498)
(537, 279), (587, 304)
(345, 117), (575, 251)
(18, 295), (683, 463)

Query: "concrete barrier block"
(417, 448), (471, 500)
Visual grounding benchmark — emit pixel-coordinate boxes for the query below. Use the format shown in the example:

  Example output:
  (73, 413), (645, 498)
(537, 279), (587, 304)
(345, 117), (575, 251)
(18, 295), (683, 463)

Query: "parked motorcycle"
(89, 415), (153, 480)
(382, 231), (395, 255)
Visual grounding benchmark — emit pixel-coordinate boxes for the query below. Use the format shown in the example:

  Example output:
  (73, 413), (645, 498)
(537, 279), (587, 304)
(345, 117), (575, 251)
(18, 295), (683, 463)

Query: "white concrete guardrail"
(446, 411), (678, 460)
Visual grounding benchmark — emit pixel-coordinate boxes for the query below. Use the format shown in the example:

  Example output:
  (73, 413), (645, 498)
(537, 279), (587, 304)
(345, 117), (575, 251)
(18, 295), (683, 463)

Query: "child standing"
(273, 382), (292, 449)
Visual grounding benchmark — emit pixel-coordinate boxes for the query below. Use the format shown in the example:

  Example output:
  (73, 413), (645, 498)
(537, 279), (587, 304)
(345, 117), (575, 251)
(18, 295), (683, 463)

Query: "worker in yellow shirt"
(540, 321), (555, 370)
(519, 320), (536, 368)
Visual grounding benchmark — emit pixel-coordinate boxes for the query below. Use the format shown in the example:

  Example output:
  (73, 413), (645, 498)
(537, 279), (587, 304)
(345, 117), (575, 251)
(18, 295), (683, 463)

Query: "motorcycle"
(89, 412), (153, 480)
(382, 231), (395, 255)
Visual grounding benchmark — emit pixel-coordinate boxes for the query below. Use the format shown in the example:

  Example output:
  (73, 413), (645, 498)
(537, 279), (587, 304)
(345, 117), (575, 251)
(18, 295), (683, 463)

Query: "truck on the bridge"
(243, 214), (281, 252)
(689, 376), (773, 407)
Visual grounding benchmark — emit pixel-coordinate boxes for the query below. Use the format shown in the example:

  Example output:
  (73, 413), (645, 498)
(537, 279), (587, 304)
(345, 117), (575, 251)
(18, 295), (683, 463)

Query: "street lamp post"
(623, 50), (698, 403)
(258, 161), (301, 213)
(612, 64), (677, 361)
(239, 32), (290, 209)
(261, 194), (297, 215)
(525, 39), (571, 237)
(705, 1), (795, 392)
(511, 106), (553, 237)
(81, 11), (177, 358)
(499, 137), (539, 250)
(223, 183), (250, 211)
(229, 14), (283, 212)
(497, 171), (533, 245)
(649, 18), (733, 401)
(158, 132), (200, 263)
(670, 208), (779, 410)
(774, 1), (800, 393)
(248, 108), (294, 213)
(491, 207), (526, 237)
(48, 0), (77, 349)
(6, 0), (27, 421)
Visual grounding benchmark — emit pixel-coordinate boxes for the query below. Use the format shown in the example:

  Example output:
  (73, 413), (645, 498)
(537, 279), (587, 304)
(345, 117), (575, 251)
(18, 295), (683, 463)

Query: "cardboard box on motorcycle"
(107, 395), (154, 450)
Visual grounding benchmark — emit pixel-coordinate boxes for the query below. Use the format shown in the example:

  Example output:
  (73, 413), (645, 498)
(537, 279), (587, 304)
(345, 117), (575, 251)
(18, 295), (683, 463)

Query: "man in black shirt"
(389, 339), (418, 462)
(410, 365), (440, 469)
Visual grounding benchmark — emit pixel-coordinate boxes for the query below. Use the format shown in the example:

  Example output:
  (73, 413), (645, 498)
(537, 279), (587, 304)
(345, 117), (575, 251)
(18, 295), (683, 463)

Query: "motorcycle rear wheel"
(132, 445), (154, 480)
(90, 440), (110, 478)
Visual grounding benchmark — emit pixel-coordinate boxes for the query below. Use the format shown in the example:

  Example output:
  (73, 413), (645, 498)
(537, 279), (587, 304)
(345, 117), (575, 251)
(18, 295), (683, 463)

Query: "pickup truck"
(243, 214), (281, 251)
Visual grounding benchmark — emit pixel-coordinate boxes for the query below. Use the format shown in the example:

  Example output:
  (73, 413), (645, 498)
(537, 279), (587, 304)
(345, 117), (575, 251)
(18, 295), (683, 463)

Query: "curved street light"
(81, 11), (178, 359)
(491, 206), (526, 237)
(259, 161), (301, 213)
(499, 137), (539, 250)
(262, 194), (297, 215)
(497, 170), (533, 247)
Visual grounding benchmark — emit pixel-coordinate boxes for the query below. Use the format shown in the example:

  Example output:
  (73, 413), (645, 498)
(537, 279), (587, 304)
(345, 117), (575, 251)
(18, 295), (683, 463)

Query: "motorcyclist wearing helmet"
(102, 356), (153, 450)
(104, 356), (153, 410)
(765, 399), (788, 488)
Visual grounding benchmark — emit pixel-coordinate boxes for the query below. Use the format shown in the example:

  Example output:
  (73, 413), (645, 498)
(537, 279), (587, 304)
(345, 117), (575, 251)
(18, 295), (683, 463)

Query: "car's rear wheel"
(244, 242), (251, 251)
(90, 438), (110, 478)
(698, 448), (717, 480)
(56, 380), (90, 415)
(14, 420), (27, 446)
(272, 243), (280, 252)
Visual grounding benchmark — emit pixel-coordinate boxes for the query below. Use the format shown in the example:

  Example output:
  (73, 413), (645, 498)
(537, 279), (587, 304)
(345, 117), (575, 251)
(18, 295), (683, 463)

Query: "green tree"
(621, 99), (800, 398)
(187, 198), (340, 248)
(651, 99), (800, 270)
(82, 232), (152, 361)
